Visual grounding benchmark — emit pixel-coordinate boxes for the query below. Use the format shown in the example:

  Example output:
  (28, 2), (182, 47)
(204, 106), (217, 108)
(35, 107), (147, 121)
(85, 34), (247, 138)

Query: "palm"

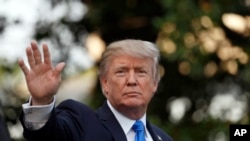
(19, 42), (65, 105)
(26, 63), (59, 99)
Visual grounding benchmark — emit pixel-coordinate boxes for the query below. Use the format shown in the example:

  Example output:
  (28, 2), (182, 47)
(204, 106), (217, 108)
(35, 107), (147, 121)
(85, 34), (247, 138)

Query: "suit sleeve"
(20, 99), (96, 141)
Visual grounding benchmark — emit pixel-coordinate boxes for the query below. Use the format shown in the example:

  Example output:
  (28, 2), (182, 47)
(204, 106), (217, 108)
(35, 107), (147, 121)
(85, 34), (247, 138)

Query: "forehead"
(110, 55), (153, 67)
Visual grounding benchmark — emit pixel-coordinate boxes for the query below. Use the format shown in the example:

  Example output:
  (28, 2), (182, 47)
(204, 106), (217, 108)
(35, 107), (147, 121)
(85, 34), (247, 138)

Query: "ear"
(152, 81), (158, 94)
(100, 77), (109, 96)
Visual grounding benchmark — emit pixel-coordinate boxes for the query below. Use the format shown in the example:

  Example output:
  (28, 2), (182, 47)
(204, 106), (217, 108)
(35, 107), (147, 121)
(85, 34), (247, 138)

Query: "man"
(18, 39), (173, 141)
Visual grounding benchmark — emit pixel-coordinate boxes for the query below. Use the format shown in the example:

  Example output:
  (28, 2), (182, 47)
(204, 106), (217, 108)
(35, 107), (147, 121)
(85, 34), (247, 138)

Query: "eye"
(137, 70), (147, 76)
(115, 70), (126, 76)
(139, 70), (146, 73)
(117, 70), (124, 73)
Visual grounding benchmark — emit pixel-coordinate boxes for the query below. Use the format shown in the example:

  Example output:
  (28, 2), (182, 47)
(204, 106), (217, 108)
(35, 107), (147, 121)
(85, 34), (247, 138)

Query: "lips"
(123, 91), (141, 95)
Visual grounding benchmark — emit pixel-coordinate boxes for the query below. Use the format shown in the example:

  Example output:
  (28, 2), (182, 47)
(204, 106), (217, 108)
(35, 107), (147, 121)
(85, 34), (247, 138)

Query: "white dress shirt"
(22, 97), (153, 141)
(107, 101), (153, 141)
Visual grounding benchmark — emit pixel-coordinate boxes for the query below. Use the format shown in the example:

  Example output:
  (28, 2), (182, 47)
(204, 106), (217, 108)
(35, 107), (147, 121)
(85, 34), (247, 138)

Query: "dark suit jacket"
(20, 99), (173, 141)
(0, 112), (11, 141)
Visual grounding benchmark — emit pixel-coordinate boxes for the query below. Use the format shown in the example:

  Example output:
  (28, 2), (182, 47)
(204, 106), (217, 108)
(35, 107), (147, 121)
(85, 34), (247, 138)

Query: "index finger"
(42, 43), (52, 66)
(18, 58), (29, 76)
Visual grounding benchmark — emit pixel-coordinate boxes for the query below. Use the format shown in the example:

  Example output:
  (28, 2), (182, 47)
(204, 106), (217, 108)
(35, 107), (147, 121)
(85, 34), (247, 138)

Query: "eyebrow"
(114, 65), (149, 71)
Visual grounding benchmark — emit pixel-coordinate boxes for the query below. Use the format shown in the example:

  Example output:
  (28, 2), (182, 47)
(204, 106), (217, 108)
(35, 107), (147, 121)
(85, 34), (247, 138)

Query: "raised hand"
(18, 41), (65, 105)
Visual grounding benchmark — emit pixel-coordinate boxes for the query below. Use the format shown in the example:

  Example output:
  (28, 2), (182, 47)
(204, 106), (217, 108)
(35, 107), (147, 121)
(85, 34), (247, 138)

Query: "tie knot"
(132, 120), (144, 132)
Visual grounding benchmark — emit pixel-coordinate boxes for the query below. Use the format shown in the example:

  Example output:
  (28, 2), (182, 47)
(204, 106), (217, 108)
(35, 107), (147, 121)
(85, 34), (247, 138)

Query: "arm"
(18, 42), (110, 141)
(18, 41), (66, 140)
(20, 99), (101, 141)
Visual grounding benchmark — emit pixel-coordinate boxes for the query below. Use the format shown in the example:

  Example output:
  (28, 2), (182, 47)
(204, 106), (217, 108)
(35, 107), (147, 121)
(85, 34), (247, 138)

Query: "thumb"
(55, 62), (66, 74)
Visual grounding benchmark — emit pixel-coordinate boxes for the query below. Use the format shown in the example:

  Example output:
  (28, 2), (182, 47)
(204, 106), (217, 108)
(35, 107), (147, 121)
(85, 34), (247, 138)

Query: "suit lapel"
(146, 121), (163, 141)
(96, 102), (127, 141)
(96, 102), (166, 141)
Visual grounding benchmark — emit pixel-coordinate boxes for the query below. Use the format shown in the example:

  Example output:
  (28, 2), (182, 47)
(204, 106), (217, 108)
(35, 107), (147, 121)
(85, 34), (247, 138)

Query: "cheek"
(141, 80), (158, 95)
(104, 84), (122, 102)
(102, 77), (124, 95)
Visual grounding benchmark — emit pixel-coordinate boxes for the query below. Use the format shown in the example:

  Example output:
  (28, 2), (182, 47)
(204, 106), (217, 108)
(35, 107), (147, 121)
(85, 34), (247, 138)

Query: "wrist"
(31, 96), (54, 106)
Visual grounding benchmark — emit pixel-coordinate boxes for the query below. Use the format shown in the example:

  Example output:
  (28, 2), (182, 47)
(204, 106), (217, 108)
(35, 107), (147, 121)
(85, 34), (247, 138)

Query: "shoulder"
(58, 99), (87, 107)
(56, 99), (94, 114)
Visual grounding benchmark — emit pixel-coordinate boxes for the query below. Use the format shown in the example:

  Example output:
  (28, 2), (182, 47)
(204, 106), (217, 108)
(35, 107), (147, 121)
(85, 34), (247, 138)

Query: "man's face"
(101, 55), (158, 113)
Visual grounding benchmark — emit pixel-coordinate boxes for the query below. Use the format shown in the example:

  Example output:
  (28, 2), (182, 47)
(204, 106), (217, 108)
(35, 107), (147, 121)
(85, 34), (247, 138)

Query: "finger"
(54, 62), (65, 76)
(26, 47), (35, 68)
(42, 43), (52, 66)
(31, 41), (42, 64)
(18, 58), (29, 76)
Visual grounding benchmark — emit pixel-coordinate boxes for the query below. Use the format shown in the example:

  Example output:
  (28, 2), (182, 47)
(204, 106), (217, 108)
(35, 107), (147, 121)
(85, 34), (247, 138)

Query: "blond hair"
(99, 39), (160, 83)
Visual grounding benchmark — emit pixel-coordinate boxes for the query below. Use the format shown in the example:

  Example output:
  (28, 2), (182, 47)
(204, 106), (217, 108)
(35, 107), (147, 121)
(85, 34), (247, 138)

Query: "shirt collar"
(107, 100), (147, 136)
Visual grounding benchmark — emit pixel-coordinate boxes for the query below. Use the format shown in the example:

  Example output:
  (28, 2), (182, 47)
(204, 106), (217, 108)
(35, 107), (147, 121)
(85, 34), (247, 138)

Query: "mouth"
(123, 91), (141, 96)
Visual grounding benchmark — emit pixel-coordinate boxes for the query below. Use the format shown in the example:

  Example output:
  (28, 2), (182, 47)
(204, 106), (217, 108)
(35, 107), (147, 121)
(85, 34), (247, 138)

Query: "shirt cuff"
(22, 97), (55, 124)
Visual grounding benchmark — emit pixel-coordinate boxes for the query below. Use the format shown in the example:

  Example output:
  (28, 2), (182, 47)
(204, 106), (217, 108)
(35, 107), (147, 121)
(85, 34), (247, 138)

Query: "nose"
(127, 71), (137, 86)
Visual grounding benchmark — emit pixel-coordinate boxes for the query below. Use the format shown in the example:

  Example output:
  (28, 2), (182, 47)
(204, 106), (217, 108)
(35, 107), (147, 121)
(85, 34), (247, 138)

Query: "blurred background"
(0, 0), (250, 141)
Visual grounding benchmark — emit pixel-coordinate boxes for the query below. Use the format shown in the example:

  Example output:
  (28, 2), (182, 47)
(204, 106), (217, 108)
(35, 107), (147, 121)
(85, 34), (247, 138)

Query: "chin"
(123, 100), (144, 108)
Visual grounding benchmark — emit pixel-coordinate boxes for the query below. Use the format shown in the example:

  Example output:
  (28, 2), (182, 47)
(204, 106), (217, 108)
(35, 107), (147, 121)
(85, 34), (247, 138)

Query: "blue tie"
(132, 120), (146, 141)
